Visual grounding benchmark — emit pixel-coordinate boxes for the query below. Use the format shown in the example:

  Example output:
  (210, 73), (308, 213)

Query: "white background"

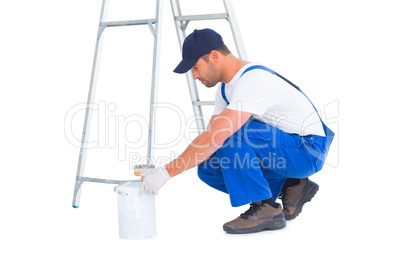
(1, 0), (401, 267)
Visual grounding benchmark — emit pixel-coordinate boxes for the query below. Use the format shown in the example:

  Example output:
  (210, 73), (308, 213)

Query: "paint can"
(114, 181), (156, 239)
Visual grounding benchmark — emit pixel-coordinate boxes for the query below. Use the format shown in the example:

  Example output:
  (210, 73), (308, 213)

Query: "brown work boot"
(279, 178), (319, 220)
(223, 201), (286, 234)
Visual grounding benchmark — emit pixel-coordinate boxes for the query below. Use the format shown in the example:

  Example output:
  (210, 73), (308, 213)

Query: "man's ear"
(210, 50), (220, 63)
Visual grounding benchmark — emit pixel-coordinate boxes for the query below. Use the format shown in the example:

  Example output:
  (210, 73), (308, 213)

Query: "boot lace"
(278, 188), (290, 208)
(240, 202), (263, 219)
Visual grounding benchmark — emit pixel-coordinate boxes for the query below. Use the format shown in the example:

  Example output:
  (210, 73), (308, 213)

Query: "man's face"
(191, 57), (221, 88)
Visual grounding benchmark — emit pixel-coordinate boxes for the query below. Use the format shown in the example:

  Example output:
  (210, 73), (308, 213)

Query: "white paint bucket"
(114, 181), (156, 239)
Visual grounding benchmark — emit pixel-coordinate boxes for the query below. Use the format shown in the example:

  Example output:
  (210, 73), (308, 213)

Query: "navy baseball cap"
(174, 29), (224, 74)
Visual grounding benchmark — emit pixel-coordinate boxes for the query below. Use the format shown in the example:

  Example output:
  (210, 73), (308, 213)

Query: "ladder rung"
(193, 101), (215, 106)
(101, 19), (157, 28)
(81, 176), (133, 185)
(175, 13), (228, 22)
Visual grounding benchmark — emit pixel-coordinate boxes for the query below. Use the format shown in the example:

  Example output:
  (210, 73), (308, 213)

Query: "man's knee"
(197, 154), (221, 176)
(197, 164), (207, 178)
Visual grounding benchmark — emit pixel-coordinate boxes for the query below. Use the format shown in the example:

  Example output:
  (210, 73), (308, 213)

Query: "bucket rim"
(114, 180), (142, 195)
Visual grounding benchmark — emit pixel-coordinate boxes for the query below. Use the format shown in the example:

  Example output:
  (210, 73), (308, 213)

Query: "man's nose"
(192, 71), (199, 80)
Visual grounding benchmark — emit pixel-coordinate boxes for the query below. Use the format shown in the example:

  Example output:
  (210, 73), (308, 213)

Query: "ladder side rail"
(170, 0), (206, 133)
(72, 0), (109, 208)
(147, 0), (163, 165)
(184, 70), (206, 133)
(223, 0), (248, 60)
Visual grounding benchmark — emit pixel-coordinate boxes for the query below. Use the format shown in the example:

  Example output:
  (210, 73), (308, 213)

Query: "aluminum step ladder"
(72, 0), (162, 208)
(170, 0), (248, 133)
(72, 0), (247, 208)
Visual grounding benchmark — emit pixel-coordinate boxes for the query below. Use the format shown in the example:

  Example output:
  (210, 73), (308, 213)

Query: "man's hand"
(139, 167), (172, 195)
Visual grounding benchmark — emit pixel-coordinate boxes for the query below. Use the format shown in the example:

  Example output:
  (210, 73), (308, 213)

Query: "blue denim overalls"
(197, 65), (335, 207)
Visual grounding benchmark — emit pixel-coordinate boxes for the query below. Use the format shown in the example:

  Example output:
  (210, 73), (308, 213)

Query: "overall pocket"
(282, 134), (317, 178)
(242, 121), (275, 150)
(306, 135), (329, 172)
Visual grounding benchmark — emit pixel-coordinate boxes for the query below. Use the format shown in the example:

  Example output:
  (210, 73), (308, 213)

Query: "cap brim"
(173, 58), (198, 74)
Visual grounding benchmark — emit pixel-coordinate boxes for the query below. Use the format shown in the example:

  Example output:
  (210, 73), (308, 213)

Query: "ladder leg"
(73, 0), (164, 208)
(170, 0), (206, 133)
(170, 0), (247, 134)
(146, 0), (163, 165)
(72, 0), (108, 208)
(223, 0), (248, 60)
(184, 73), (206, 133)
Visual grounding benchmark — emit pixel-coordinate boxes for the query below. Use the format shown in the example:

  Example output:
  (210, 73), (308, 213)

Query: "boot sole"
(223, 215), (286, 234)
(285, 180), (319, 220)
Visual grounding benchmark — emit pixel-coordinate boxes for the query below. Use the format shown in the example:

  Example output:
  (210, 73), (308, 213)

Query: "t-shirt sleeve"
(226, 71), (283, 116)
(212, 83), (228, 115)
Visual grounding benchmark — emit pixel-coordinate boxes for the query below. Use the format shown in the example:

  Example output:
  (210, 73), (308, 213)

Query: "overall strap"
(239, 65), (324, 124)
(221, 65), (276, 105)
(221, 65), (334, 140)
(242, 65), (334, 137)
(240, 65), (276, 77)
(221, 83), (229, 105)
(220, 64), (324, 124)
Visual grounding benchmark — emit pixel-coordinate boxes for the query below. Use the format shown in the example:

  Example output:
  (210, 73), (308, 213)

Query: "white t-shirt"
(213, 63), (325, 137)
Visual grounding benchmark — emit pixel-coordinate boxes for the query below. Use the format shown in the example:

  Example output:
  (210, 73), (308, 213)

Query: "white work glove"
(139, 167), (172, 195)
